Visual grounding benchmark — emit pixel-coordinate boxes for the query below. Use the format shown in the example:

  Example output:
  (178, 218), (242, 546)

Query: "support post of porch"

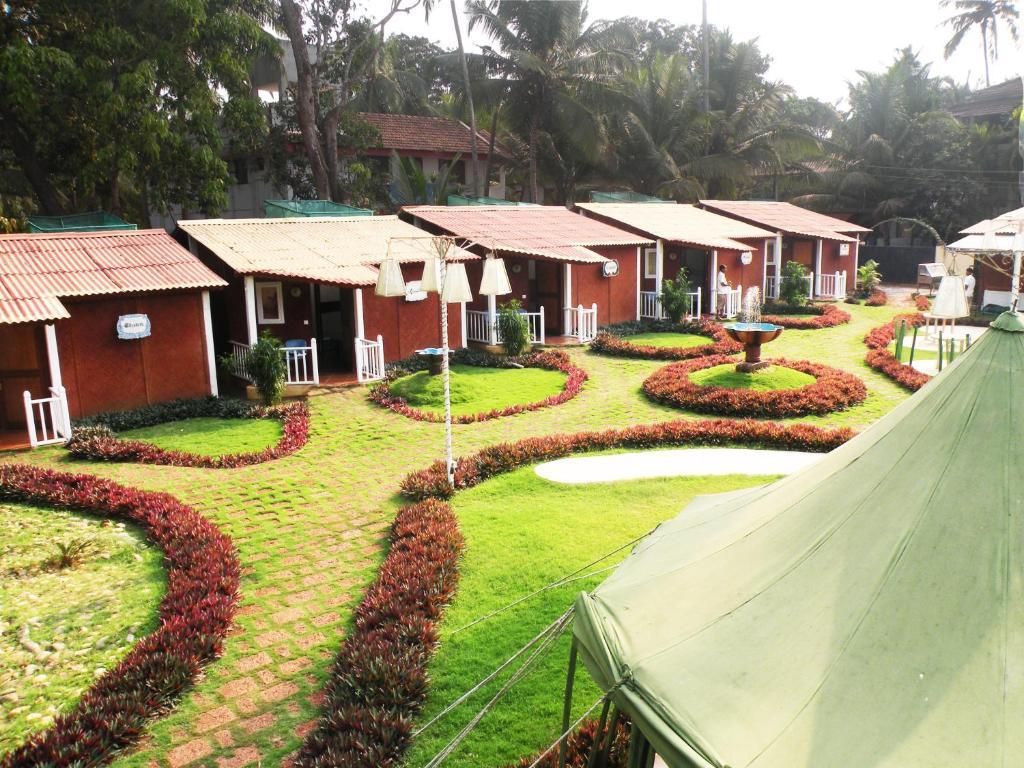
(354, 288), (365, 338)
(762, 240), (769, 299)
(44, 323), (62, 389)
(635, 246), (641, 321)
(487, 294), (498, 346)
(814, 239), (823, 297)
(775, 233), (783, 299)
(201, 291), (219, 397)
(460, 301), (468, 348)
(654, 240), (664, 319)
(243, 276), (258, 346)
(710, 249), (719, 315)
(563, 263), (572, 335)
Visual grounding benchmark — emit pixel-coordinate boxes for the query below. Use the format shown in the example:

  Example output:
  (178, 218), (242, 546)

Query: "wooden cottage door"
(531, 260), (563, 335)
(0, 323), (48, 430)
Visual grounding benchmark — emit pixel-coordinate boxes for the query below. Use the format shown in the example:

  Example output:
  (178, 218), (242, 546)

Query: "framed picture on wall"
(256, 282), (285, 324)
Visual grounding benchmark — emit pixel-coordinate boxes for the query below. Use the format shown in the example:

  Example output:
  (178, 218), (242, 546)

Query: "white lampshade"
(419, 255), (440, 293)
(441, 262), (473, 303)
(375, 257), (406, 297)
(479, 255), (512, 296)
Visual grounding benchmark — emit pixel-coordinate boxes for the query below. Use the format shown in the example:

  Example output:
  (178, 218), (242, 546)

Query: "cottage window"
(256, 282), (285, 324)
(643, 249), (658, 279)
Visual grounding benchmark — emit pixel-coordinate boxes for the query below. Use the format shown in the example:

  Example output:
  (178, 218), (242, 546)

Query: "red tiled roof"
(0, 229), (226, 324)
(358, 113), (511, 158)
(404, 205), (652, 263)
(576, 203), (774, 251)
(699, 200), (869, 241)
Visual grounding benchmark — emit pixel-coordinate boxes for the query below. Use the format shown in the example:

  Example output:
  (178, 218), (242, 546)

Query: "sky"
(387, 0), (1023, 105)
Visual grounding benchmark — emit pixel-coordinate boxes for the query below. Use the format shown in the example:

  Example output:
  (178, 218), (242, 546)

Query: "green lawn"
(689, 363), (816, 390)
(119, 417), (283, 456)
(388, 365), (569, 416)
(405, 467), (778, 768)
(888, 343), (938, 363)
(0, 503), (165, 749)
(624, 332), (711, 348)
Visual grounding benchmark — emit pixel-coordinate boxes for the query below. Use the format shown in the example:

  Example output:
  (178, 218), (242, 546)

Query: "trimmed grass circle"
(0, 503), (164, 748)
(621, 331), (712, 349)
(389, 365), (568, 417)
(689, 363), (817, 391)
(119, 417), (283, 457)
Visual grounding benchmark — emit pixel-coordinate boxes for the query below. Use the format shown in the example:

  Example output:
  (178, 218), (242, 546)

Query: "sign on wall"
(405, 280), (427, 302)
(116, 314), (151, 340)
(602, 260), (620, 277)
(839, 243), (851, 256)
(740, 252), (753, 265)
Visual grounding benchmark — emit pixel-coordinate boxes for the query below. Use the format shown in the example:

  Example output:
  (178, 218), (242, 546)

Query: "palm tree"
(450, 0), (480, 196)
(942, 0), (1019, 87)
(466, 0), (631, 202)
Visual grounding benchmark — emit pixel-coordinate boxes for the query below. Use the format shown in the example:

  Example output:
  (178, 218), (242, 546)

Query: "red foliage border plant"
(865, 290), (889, 306)
(863, 313), (932, 391)
(761, 302), (851, 329)
(369, 350), (586, 423)
(0, 463), (240, 768)
(913, 294), (931, 312)
(65, 402), (309, 468)
(641, 356), (867, 418)
(589, 319), (742, 360)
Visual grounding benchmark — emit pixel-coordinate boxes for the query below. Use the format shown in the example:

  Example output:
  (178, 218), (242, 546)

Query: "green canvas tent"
(574, 312), (1024, 768)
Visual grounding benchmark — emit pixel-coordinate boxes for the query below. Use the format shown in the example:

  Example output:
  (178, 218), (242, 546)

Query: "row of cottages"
(0, 230), (226, 447)
(402, 205), (652, 342)
(178, 216), (477, 385)
(699, 200), (869, 301)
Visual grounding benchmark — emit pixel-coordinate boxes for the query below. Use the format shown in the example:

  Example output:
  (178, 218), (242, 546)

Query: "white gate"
(355, 335), (385, 382)
(23, 386), (71, 448)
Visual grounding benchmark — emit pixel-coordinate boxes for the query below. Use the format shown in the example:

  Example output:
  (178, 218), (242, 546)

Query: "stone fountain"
(723, 288), (783, 372)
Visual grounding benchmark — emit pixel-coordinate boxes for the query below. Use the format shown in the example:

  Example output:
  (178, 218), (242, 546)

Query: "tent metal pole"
(909, 325), (919, 366)
(586, 698), (612, 768)
(558, 640), (579, 768)
(596, 706), (621, 768)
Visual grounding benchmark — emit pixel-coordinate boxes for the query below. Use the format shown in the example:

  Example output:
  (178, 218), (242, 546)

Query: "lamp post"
(376, 237), (510, 489)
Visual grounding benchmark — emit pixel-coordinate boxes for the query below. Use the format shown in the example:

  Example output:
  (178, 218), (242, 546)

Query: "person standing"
(716, 265), (731, 318)
(963, 267), (975, 309)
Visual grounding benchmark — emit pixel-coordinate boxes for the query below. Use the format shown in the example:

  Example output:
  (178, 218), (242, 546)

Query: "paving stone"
(261, 681), (300, 703)
(167, 738), (212, 768)
(196, 706), (237, 733)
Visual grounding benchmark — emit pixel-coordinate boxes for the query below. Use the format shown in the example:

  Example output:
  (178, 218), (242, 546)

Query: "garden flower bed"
(0, 464), (239, 767)
(863, 313), (932, 391)
(642, 356), (867, 418)
(589, 318), (741, 360)
(294, 418), (854, 767)
(65, 397), (309, 468)
(761, 302), (851, 329)
(369, 349), (586, 423)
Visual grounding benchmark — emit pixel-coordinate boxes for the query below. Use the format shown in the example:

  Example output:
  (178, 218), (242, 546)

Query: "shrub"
(0, 464), (239, 767)
(590, 319), (742, 361)
(510, 717), (632, 767)
(641, 356), (867, 418)
(863, 313), (932, 391)
(779, 261), (809, 307)
(369, 350), (586, 423)
(224, 331), (287, 404)
(66, 400), (309, 468)
(865, 290), (888, 306)
(293, 498), (463, 767)
(400, 419), (854, 501)
(914, 294), (931, 312)
(856, 259), (882, 298)
(496, 299), (531, 356)
(659, 270), (693, 323)
(761, 303), (851, 329)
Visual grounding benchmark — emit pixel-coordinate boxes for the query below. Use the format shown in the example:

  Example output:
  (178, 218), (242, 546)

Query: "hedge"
(863, 313), (932, 391)
(0, 464), (239, 767)
(761, 302), (851, 329)
(589, 319), (741, 360)
(369, 350), (587, 423)
(66, 398), (309, 468)
(292, 417), (854, 766)
(641, 356), (867, 418)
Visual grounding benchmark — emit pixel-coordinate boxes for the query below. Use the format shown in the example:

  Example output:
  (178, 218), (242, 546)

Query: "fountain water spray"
(723, 286), (783, 373)
(740, 287), (762, 324)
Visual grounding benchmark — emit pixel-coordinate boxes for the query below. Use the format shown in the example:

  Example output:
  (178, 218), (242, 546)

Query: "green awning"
(574, 313), (1024, 767)
(28, 211), (136, 232)
(263, 199), (372, 217)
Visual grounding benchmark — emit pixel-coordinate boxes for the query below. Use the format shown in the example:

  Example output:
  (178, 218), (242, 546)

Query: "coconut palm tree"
(465, 0), (632, 202)
(942, 0), (1019, 87)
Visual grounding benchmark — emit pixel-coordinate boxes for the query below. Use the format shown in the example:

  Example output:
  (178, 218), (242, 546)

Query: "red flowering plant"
(65, 397), (309, 468)
(0, 464), (240, 767)
(761, 302), (851, 329)
(590, 318), (742, 360)
(369, 349), (587, 423)
(863, 313), (932, 391)
(641, 356), (867, 418)
(865, 290), (889, 306)
(914, 294), (931, 312)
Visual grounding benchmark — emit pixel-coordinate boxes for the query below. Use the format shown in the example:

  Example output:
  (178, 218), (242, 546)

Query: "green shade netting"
(574, 313), (1024, 768)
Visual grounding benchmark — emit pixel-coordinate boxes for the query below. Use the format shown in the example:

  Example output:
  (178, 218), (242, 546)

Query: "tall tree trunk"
(279, 0), (331, 199)
(451, 0), (479, 197)
(482, 100), (502, 198)
(528, 111), (540, 203)
(324, 109), (342, 202)
(982, 22), (991, 87)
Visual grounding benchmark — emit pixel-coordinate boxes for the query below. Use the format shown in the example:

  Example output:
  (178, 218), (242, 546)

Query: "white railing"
(718, 286), (742, 318)
(763, 273), (816, 301)
(564, 303), (598, 342)
(640, 288), (702, 320)
(466, 308), (545, 345)
(229, 338), (320, 386)
(355, 335), (385, 382)
(23, 386), (71, 448)
(816, 271), (847, 300)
